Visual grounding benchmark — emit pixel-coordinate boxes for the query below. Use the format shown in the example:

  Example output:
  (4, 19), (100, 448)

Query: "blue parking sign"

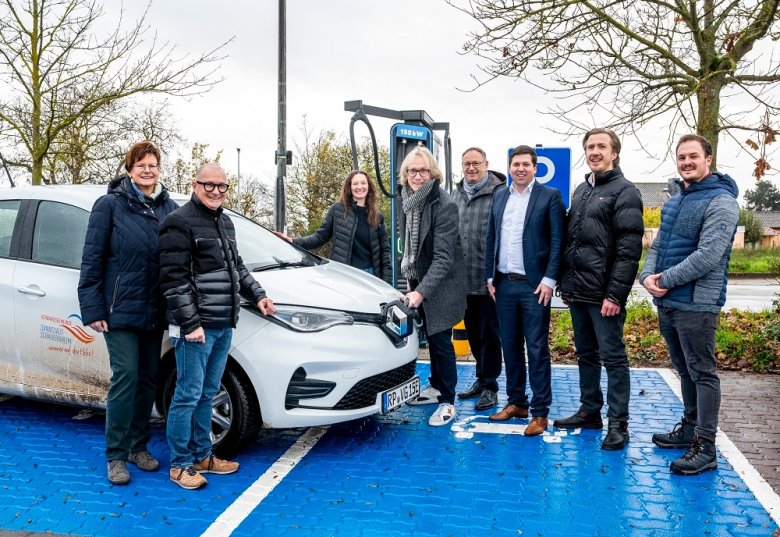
(507, 147), (572, 209)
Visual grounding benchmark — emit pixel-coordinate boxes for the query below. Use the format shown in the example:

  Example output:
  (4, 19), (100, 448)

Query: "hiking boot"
(408, 385), (441, 406)
(194, 455), (239, 475)
(170, 466), (207, 489)
(670, 437), (717, 476)
(128, 450), (160, 472)
(601, 421), (629, 450)
(107, 460), (130, 485)
(652, 418), (696, 449)
(553, 411), (603, 429)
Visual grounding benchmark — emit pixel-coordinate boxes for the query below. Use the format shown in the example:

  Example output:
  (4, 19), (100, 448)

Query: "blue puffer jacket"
(639, 172), (739, 312)
(78, 176), (178, 330)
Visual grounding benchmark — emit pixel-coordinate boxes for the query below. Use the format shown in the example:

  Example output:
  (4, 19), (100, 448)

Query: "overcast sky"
(113, 0), (777, 199)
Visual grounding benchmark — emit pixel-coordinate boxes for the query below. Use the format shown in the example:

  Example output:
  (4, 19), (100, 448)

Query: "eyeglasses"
(407, 168), (431, 178)
(463, 161), (485, 169)
(196, 180), (230, 193)
(134, 164), (158, 171)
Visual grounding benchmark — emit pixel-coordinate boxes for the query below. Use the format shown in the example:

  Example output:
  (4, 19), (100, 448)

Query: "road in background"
(631, 278), (779, 312)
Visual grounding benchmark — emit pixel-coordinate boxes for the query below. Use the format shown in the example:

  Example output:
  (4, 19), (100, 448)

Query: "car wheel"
(160, 362), (262, 457)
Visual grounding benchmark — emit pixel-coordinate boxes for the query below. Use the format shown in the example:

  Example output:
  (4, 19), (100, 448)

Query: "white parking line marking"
(452, 414), (581, 442)
(201, 425), (329, 537)
(657, 368), (780, 527)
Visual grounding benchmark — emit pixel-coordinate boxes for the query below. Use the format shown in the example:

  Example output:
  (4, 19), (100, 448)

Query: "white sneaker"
(407, 385), (441, 406)
(428, 403), (456, 427)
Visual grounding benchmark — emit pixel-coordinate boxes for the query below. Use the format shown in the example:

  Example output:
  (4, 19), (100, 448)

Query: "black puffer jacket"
(78, 176), (178, 331)
(159, 194), (266, 334)
(559, 167), (644, 306)
(293, 201), (392, 284)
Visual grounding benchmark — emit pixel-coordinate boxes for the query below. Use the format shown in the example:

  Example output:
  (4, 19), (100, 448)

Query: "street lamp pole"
(274, 0), (288, 232)
(236, 147), (241, 209)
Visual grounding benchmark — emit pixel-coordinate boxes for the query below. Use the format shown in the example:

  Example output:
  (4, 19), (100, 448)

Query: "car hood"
(253, 261), (402, 314)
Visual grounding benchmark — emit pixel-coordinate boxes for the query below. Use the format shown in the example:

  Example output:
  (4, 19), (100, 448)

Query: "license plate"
(381, 375), (420, 413)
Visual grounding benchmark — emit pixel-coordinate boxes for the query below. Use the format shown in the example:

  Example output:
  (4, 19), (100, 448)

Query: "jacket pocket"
(194, 237), (226, 273)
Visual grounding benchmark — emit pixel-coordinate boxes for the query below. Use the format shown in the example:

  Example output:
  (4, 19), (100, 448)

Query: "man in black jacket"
(553, 129), (644, 451)
(159, 163), (276, 490)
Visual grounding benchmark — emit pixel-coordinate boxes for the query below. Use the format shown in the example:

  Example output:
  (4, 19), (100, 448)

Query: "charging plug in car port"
(285, 367), (336, 409)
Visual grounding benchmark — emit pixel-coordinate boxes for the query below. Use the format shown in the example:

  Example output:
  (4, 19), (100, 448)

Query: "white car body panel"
(0, 185), (419, 430)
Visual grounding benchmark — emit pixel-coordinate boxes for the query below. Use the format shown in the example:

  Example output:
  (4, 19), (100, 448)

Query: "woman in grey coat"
(277, 170), (392, 284)
(399, 147), (466, 427)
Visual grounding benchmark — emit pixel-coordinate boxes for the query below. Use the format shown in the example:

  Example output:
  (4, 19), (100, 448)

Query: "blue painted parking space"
(1, 364), (779, 536)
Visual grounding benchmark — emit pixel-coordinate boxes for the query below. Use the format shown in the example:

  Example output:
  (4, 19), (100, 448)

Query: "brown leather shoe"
(524, 416), (548, 436)
(489, 403), (529, 421)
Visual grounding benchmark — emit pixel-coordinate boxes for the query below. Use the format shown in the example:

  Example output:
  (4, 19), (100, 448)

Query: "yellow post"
(451, 320), (471, 357)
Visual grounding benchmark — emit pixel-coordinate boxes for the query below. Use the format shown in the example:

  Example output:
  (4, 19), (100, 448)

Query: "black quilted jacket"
(159, 195), (266, 334)
(293, 201), (392, 284)
(559, 167), (644, 307)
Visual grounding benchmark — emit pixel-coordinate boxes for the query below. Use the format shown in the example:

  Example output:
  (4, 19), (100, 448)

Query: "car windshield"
(227, 210), (321, 270)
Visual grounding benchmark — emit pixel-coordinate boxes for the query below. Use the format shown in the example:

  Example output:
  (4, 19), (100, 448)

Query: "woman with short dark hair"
(78, 141), (178, 485)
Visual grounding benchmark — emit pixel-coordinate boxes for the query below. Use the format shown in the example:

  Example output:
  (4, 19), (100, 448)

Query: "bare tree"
(0, 0), (229, 185)
(45, 98), (183, 185)
(451, 0), (780, 167)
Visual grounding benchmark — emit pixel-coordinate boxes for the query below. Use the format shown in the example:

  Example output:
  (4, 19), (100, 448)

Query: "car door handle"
(17, 286), (46, 297)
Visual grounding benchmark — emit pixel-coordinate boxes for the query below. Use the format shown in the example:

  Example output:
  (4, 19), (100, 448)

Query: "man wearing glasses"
(159, 163), (276, 490)
(452, 148), (506, 411)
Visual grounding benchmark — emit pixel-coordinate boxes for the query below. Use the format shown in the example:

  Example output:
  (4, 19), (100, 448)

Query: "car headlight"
(271, 305), (354, 332)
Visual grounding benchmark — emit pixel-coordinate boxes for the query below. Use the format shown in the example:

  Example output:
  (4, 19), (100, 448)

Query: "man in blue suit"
(484, 145), (565, 436)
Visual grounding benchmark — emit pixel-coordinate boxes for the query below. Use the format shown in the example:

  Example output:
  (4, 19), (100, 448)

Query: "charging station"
(345, 100), (452, 287)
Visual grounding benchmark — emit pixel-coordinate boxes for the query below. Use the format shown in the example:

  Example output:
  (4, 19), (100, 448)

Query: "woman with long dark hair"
(277, 170), (392, 284)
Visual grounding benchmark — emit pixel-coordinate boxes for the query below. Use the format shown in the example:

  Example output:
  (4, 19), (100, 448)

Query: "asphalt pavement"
(631, 277), (779, 311)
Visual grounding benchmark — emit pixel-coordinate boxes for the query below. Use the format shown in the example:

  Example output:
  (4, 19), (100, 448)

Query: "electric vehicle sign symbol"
(536, 156), (556, 184)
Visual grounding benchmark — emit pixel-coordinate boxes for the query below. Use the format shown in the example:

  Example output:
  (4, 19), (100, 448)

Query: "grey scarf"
(462, 173), (489, 200)
(400, 180), (436, 281)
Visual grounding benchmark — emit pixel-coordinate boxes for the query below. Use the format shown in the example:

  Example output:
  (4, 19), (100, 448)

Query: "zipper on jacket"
(109, 276), (120, 315)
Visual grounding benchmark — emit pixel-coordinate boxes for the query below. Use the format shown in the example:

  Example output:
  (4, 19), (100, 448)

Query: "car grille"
(332, 360), (417, 410)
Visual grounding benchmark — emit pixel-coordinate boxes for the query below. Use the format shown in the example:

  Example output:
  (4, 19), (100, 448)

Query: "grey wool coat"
(398, 183), (466, 336)
(451, 172), (507, 294)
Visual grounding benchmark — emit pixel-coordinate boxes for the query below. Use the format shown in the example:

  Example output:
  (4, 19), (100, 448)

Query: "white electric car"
(0, 185), (419, 454)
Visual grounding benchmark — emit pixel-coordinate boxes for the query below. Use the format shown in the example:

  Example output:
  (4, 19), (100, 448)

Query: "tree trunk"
(696, 77), (723, 169)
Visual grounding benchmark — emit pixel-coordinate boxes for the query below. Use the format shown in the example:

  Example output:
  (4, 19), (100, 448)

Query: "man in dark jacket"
(554, 129), (644, 451)
(452, 147), (506, 411)
(641, 134), (739, 475)
(159, 163), (276, 490)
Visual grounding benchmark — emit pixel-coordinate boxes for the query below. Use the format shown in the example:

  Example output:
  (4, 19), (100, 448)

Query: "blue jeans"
(167, 327), (233, 468)
(495, 277), (552, 417)
(658, 307), (720, 441)
(569, 302), (630, 422)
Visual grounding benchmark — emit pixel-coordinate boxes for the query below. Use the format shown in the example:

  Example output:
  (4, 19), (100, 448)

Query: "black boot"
(601, 421), (629, 450)
(670, 437), (717, 475)
(652, 418), (695, 448)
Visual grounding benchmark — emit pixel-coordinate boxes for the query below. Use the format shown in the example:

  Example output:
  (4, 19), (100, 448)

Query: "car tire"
(159, 361), (262, 457)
